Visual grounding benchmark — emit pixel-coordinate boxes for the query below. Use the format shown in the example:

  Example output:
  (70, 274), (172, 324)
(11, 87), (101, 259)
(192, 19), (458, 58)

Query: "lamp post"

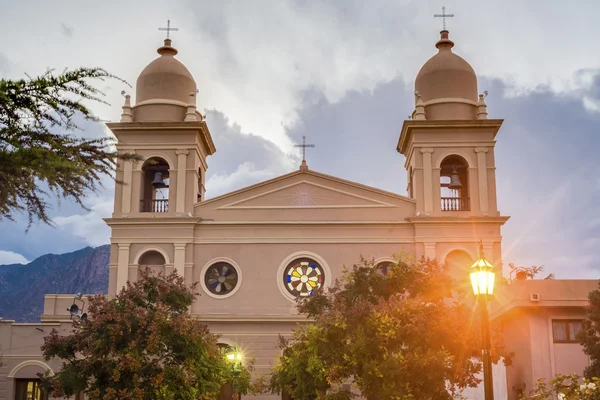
(225, 345), (243, 400)
(470, 242), (495, 400)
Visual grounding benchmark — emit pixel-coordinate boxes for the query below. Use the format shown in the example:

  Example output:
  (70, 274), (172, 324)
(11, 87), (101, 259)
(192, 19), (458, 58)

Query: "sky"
(0, 0), (599, 279)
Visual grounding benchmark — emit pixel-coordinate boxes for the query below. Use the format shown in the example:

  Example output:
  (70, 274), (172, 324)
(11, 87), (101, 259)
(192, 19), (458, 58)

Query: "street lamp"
(225, 345), (243, 400)
(470, 241), (495, 400)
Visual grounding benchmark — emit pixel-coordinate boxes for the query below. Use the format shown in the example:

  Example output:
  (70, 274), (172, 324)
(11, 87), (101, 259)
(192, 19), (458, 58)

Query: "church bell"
(151, 172), (167, 188)
(448, 165), (462, 190)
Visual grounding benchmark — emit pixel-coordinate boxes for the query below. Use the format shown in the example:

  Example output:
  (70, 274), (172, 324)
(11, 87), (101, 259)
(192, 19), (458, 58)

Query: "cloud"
(0, 251), (29, 265)
(53, 191), (113, 247)
(204, 109), (295, 197)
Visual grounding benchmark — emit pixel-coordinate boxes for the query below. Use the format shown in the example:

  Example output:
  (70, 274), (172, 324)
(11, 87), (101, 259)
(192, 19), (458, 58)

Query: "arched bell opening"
(138, 250), (166, 276)
(440, 155), (470, 211)
(140, 157), (170, 212)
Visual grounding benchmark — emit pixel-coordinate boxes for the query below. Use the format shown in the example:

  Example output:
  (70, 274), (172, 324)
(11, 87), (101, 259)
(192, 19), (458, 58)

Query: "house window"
(15, 379), (48, 400)
(552, 319), (583, 343)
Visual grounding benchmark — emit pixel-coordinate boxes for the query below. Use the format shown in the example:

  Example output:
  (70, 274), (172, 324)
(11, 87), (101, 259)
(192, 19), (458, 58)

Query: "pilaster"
(475, 147), (489, 215)
(116, 244), (131, 292)
(174, 244), (186, 278)
(424, 242), (436, 259)
(120, 153), (134, 214)
(176, 149), (189, 213)
(420, 148), (434, 215)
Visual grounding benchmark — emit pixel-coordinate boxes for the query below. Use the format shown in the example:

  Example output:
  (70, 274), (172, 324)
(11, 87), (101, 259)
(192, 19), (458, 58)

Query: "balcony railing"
(441, 197), (469, 211)
(140, 199), (169, 213)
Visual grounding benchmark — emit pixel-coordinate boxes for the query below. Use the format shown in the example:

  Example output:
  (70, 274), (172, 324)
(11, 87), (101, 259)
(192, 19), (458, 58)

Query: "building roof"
(491, 279), (598, 319)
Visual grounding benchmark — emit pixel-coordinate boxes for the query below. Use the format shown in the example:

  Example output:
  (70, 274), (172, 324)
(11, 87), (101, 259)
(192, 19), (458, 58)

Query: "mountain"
(0, 245), (110, 322)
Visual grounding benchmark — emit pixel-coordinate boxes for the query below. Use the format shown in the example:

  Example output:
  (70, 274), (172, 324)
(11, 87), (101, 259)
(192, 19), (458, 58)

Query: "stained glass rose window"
(204, 262), (239, 295)
(284, 258), (324, 297)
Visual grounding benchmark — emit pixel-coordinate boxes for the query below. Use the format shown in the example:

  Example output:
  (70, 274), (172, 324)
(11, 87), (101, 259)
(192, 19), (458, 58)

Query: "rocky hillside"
(0, 245), (110, 322)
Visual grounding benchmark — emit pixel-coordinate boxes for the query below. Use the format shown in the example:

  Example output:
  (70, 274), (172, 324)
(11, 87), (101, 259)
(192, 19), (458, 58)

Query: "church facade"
(0, 29), (595, 400)
(103, 29), (506, 385)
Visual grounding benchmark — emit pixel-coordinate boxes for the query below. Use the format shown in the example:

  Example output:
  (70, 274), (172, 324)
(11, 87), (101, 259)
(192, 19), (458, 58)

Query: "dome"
(133, 39), (197, 122)
(414, 31), (478, 120)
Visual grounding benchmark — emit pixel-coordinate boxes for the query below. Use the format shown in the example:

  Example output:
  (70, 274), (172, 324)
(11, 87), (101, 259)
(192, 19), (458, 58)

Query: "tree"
(579, 281), (600, 379)
(0, 68), (136, 227)
(40, 269), (250, 400)
(521, 373), (600, 400)
(270, 257), (511, 400)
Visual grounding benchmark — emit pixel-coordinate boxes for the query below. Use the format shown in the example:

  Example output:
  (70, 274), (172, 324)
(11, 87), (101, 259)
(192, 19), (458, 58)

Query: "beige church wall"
(191, 242), (415, 316)
(194, 223), (415, 245)
(0, 320), (78, 400)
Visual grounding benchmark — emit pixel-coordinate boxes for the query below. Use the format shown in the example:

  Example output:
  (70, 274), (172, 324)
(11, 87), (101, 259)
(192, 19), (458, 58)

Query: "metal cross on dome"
(294, 135), (315, 162)
(158, 19), (179, 39)
(434, 6), (454, 30)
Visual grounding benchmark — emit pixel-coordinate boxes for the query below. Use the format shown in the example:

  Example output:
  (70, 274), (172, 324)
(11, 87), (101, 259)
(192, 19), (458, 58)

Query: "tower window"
(140, 158), (170, 212)
(440, 155), (469, 211)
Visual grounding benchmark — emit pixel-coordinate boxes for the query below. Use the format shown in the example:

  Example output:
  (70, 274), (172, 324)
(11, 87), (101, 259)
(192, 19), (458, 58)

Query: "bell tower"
(398, 30), (509, 271)
(108, 38), (215, 218)
(105, 37), (216, 296)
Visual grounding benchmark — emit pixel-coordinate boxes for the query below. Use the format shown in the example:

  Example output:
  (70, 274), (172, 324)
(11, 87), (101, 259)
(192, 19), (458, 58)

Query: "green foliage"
(40, 269), (248, 400)
(270, 257), (511, 400)
(578, 281), (600, 378)
(520, 373), (600, 400)
(0, 67), (135, 227)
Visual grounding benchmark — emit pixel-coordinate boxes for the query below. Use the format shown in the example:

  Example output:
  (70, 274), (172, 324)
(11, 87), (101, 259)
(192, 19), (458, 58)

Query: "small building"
(491, 279), (597, 400)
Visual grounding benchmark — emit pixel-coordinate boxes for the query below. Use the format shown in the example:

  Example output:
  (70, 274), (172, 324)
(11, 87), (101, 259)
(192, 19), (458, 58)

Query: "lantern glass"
(470, 257), (495, 296)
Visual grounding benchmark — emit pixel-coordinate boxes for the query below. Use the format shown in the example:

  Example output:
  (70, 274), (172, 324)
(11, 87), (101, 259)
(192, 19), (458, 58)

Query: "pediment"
(218, 180), (395, 209)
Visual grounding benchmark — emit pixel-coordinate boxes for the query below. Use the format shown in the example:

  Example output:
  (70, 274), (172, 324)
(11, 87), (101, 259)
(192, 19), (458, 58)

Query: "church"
(0, 28), (595, 400)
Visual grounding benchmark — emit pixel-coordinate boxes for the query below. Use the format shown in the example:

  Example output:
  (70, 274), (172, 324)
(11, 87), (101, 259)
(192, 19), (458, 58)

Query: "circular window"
(376, 261), (394, 276)
(283, 258), (325, 297)
(204, 262), (239, 295)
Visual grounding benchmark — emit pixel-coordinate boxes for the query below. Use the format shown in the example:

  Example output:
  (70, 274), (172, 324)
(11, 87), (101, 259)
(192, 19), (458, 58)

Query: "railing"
(140, 199), (169, 213)
(441, 197), (469, 211)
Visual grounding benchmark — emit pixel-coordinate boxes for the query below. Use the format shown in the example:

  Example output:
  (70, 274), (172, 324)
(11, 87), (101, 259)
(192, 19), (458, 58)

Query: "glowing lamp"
(470, 244), (495, 296)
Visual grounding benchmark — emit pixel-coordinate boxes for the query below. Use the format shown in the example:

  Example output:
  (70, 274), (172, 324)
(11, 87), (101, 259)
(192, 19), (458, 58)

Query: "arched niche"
(137, 250), (166, 277)
(444, 250), (474, 292)
(140, 157), (170, 213)
(439, 155), (470, 211)
(8, 360), (54, 378)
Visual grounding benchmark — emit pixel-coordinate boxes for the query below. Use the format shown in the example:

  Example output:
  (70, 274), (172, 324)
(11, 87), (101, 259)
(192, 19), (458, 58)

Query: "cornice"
(105, 218), (414, 226)
(397, 119), (504, 155)
(105, 121), (216, 156)
(491, 301), (589, 320)
(405, 216), (510, 225)
(193, 314), (311, 323)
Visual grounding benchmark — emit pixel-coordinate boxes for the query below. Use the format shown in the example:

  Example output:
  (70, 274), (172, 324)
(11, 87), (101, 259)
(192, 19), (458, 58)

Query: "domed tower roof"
(414, 31), (478, 120)
(133, 38), (198, 122)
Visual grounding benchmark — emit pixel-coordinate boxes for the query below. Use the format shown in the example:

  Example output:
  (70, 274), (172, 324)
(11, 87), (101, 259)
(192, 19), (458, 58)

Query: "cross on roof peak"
(158, 19), (179, 39)
(434, 6), (454, 30)
(294, 135), (315, 170)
